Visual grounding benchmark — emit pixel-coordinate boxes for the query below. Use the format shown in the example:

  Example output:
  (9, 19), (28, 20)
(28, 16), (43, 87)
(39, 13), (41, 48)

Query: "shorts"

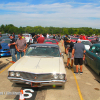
(74, 58), (83, 65)
(67, 52), (72, 58)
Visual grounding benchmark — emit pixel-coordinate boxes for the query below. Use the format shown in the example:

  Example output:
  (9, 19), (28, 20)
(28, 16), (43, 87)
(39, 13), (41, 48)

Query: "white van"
(22, 34), (33, 43)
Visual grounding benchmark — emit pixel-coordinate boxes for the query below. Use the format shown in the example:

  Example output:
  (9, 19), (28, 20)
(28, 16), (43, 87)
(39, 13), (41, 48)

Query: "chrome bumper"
(8, 77), (67, 87)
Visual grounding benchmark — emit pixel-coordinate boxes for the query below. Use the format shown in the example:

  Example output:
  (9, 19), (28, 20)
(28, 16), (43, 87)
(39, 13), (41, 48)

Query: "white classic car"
(81, 40), (92, 50)
(8, 44), (67, 87)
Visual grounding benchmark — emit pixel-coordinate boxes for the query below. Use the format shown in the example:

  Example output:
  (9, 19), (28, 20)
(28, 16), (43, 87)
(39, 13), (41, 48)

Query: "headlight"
(16, 72), (20, 77)
(53, 74), (59, 79)
(10, 72), (15, 77)
(59, 74), (64, 79)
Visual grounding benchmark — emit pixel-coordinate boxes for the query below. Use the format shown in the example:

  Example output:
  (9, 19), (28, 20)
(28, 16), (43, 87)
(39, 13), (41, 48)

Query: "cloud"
(0, 2), (100, 28)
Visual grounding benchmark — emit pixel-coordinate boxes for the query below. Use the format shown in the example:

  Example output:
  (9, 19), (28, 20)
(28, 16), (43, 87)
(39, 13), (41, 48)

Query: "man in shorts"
(72, 39), (86, 74)
(66, 39), (74, 68)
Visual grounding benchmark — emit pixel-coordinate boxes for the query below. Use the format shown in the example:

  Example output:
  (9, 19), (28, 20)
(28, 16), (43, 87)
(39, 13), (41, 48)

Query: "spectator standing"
(72, 39), (86, 74)
(8, 35), (16, 63)
(46, 33), (49, 38)
(53, 34), (56, 39)
(0, 35), (2, 42)
(66, 39), (74, 68)
(15, 34), (27, 60)
(33, 35), (37, 44)
(37, 34), (45, 43)
(12, 33), (15, 38)
(62, 34), (69, 54)
(0, 32), (2, 37)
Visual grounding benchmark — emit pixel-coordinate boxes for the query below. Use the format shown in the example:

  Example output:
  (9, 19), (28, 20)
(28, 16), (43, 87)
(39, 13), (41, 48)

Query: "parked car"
(44, 39), (58, 45)
(84, 43), (100, 75)
(22, 34), (33, 44)
(0, 39), (11, 56)
(86, 37), (96, 42)
(8, 44), (67, 87)
(70, 37), (79, 43)
(81, 40), (92, 50)
(91, 37), (100, 44)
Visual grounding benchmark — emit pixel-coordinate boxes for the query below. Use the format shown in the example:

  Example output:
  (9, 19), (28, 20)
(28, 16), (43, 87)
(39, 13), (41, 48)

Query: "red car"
(86, 37), (96, 42)
(70, 37), (79, 43)
(44, 39), (58, 45)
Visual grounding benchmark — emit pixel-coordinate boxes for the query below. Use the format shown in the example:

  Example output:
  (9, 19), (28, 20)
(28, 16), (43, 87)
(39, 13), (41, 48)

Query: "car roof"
(29, 43), (59, 48)
(81, 40), (90, 41)
(45, 39), (56, 40)
(93, 43), (100, 47)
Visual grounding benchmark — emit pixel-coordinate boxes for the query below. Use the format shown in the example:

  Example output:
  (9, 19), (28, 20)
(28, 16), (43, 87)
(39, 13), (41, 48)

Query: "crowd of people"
(62, 34), (86, 74)
(0, 32), (86, 74)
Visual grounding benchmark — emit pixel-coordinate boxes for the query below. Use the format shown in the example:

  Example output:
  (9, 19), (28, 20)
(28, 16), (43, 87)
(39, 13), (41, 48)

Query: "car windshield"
(44, 40), (56, 43)
(25, 46), (60, 57)
(23, 35), (29, 37)
(0, 39), (10, 43)
(88, 38), (94, 40)
(71, 38), (78, 40)
(81, 41), (92, 45)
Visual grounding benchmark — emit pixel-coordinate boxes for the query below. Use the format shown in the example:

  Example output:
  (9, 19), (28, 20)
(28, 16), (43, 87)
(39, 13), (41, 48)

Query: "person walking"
(72, 39), (86, 74)
(15, 33), (27, 60)
(66, 39), (74, 68)
(8, 35), (16, 63)
(37, 34), (45, 43)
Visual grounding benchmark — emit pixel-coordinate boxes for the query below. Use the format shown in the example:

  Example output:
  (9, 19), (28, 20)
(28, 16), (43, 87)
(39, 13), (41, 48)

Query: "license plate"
(31, 83), (41, 87)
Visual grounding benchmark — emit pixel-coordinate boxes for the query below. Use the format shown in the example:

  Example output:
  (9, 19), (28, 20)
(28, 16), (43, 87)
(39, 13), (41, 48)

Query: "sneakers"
(74, 72), (79, 74)
(80, 72), (83, 75)
(10, 61), (15, 63)
(74, 72), (83, 74)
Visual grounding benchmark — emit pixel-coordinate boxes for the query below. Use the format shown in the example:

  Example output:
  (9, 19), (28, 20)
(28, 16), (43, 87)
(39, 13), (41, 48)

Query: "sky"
(0, 0), (100, 29)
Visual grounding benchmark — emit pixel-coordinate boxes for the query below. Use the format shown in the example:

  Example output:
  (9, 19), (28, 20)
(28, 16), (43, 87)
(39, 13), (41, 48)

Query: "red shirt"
(37, 37), (45, 43)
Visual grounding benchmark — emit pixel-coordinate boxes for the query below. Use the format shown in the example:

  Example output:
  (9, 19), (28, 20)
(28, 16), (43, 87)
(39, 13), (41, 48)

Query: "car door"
(93, 47), (100, 74)
(89, 46), (99, 74)
(85, 46), (94, 66)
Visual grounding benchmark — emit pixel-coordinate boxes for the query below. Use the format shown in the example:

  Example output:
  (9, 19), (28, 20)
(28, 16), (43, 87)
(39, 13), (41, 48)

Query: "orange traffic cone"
(19, 90), (25, 100)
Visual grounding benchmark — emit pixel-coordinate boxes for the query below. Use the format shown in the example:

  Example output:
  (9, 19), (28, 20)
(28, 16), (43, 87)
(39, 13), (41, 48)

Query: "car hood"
(1, 43), (9, 49)
(8, 56), (65, 74)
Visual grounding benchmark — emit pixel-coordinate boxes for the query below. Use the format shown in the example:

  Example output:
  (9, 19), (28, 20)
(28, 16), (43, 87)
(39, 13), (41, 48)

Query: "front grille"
(20, 72), (52, 81)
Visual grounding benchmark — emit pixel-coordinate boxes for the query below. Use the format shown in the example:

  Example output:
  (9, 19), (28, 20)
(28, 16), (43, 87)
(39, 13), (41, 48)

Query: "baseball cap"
(77, 39), (81, 41)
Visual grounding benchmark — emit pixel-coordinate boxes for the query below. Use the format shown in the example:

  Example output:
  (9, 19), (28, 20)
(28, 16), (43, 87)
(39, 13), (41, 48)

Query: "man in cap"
(72, 39), (86, 74)
(66, 38), (74, 68)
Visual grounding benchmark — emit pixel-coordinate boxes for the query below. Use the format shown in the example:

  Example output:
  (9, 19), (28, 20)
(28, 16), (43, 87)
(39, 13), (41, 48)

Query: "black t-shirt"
(63, 37), (69, 45)
(67, 42), (74, 52)
(33, 37), (37, 42)
(53, 36), (56, 39)
(10, 38), (15, 49)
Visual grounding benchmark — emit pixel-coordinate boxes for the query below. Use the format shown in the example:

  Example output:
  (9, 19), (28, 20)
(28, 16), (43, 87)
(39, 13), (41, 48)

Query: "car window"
(44, 40), (56, 43)
(81, 41), (92, 45)
(1, 39), (10, 43)
(89, 46), (96, 53)
(25, 46), (60, 57)
(95, 47), (100, 53)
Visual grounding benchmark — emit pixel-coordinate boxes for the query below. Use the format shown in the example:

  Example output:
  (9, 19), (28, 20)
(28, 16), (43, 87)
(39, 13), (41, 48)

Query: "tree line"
(0, 24), (100, 35)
